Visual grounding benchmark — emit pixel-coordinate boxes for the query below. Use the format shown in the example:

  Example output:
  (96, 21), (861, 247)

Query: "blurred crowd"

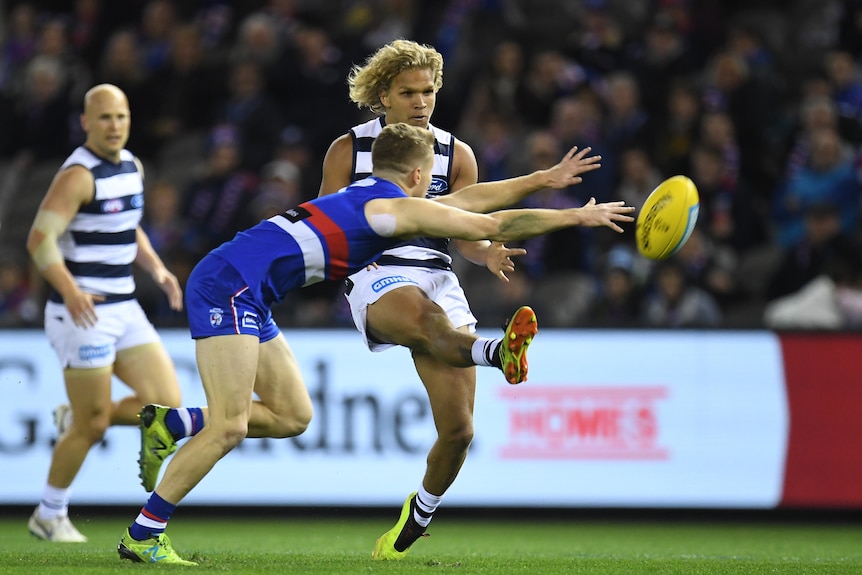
(1, 0), (862, 331)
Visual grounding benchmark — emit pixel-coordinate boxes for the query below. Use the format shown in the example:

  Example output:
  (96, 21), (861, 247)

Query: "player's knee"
(439, 421), (474, 452)
(270, 406), (313, 438)
(412, 309), (457, 353)
(217, 420), (249, 450)
(75, 413), (109, 444)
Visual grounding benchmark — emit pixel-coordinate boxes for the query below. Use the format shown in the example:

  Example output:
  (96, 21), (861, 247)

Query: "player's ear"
(79, 113), (87, 132)
(411, 166), (422, 186)
(379, 89), (390, 109)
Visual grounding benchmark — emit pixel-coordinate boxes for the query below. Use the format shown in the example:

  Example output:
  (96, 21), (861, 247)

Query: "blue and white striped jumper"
(50, 146), (144, 304)
(349, 117), (456, 270)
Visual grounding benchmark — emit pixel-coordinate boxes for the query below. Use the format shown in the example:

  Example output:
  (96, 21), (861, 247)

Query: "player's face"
(82, 90), (131, 162)
(380, 68), (437, 128)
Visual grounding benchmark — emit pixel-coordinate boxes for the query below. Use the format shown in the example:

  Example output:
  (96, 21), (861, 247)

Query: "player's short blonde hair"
(348, 39), (444, 115)
(371, 123), (435, 174)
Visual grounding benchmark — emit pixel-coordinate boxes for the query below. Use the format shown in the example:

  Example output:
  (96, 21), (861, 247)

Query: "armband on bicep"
(368, 213), (397, 237)
(30, 210), (68, 271)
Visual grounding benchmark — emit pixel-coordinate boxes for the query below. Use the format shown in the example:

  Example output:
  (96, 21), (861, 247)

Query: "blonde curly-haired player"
(319, 40), (605, 559)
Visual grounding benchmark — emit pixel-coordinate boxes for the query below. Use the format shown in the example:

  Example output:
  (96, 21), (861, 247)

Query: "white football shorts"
(44, 299), (161, 369)
(345, 265), (477, 352)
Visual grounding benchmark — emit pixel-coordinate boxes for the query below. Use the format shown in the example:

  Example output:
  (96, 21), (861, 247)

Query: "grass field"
(2, 510), (862, 574)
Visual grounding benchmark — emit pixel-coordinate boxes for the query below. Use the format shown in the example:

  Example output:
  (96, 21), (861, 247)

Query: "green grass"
(2, 512), (862, 574)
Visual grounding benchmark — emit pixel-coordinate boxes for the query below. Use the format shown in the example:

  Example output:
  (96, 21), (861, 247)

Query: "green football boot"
(372, 492), (429, 560)
(118, 529), (197, 566)
(138, 404), (177, 492)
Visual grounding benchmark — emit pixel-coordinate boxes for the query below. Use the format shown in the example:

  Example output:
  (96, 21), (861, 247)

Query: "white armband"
(368, 213), (397, 237)
(30, 210), (67, 270)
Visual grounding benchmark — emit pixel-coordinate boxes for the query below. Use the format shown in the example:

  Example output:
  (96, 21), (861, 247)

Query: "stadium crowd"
(1, 0), (861, 330)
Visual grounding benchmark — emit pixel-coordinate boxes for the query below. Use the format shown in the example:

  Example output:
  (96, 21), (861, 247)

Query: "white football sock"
(38, 484), (70, 519)
(470, 337), (499, 367)
(414, 484), (444, 528)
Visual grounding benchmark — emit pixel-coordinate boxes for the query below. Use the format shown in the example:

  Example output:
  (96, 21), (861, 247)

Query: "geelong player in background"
(26, 84), (186, 543)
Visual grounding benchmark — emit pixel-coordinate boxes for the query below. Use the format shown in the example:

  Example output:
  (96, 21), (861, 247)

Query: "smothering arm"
(436, 146), (601, 213)
(380, 197), (634, 244)
(487, 198), (635, 242)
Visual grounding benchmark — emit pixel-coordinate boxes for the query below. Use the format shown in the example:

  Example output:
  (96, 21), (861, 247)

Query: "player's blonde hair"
(348, 39), (444, 115)
(371, 123), (435, 174)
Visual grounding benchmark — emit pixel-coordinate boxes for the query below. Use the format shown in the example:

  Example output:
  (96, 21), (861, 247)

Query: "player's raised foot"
(499, 305), (538, 384)
(138, 404), (178, 492)
(28, 507), (88, 542)
(118, 529), (197, 566)
(372, 492), (429, 560)
(53, 404), (72, 440)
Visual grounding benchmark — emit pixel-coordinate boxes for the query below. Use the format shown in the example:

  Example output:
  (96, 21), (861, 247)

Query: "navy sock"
(164, 407), (204, 441)
(129, 491), (176, 540)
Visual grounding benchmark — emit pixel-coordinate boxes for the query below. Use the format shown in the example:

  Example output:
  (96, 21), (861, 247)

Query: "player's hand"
(543, 146), (602, 189)
(365, 262), (379, 271)
(486, 241), (527, 282)
(63, 289), (104, 328)
(153, 267), (183, 311)
(576, 197), (636, 233)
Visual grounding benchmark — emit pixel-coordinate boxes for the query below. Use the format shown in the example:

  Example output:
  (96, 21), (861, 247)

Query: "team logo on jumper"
(78, 344), (111, 361)
(372, 275), (417, 292)
(426, 178), (448, 197)
(209, 307), (224, 327)
(131, 193), (144, 209)
(498, 386), (669, 460)
(102, 198), (124, 213)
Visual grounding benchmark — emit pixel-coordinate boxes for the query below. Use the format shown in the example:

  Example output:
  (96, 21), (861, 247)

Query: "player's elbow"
(25, 229), (44, 259)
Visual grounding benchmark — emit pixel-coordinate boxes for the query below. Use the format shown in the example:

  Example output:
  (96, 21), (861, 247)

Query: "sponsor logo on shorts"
(372, 275), (417, 292)
(78, 344), (111, 361)
(241, 311), (259, 330)
(209, 307), (224, 327)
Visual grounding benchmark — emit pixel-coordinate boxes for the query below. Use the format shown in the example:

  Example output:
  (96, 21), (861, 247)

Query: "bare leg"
(113, 342), (183, 424)
(248, 332), (313, 438)
(154, 334), (258, 504)
(47, 367), (113, 488)
(413, 346), (476, 494)
(366, 287), (478, 495)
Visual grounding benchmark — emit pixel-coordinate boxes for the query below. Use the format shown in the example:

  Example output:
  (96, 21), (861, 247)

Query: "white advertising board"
(0, 329), (788, 507)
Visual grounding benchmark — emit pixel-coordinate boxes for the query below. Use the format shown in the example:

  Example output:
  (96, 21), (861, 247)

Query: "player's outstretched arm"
(435, 146), (601, 214)
(375, 196), (634, 243)
(488, 198), (635, 240)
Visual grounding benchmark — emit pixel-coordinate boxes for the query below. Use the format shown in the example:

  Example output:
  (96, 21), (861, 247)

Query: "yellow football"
(635, 175), (699, 260)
